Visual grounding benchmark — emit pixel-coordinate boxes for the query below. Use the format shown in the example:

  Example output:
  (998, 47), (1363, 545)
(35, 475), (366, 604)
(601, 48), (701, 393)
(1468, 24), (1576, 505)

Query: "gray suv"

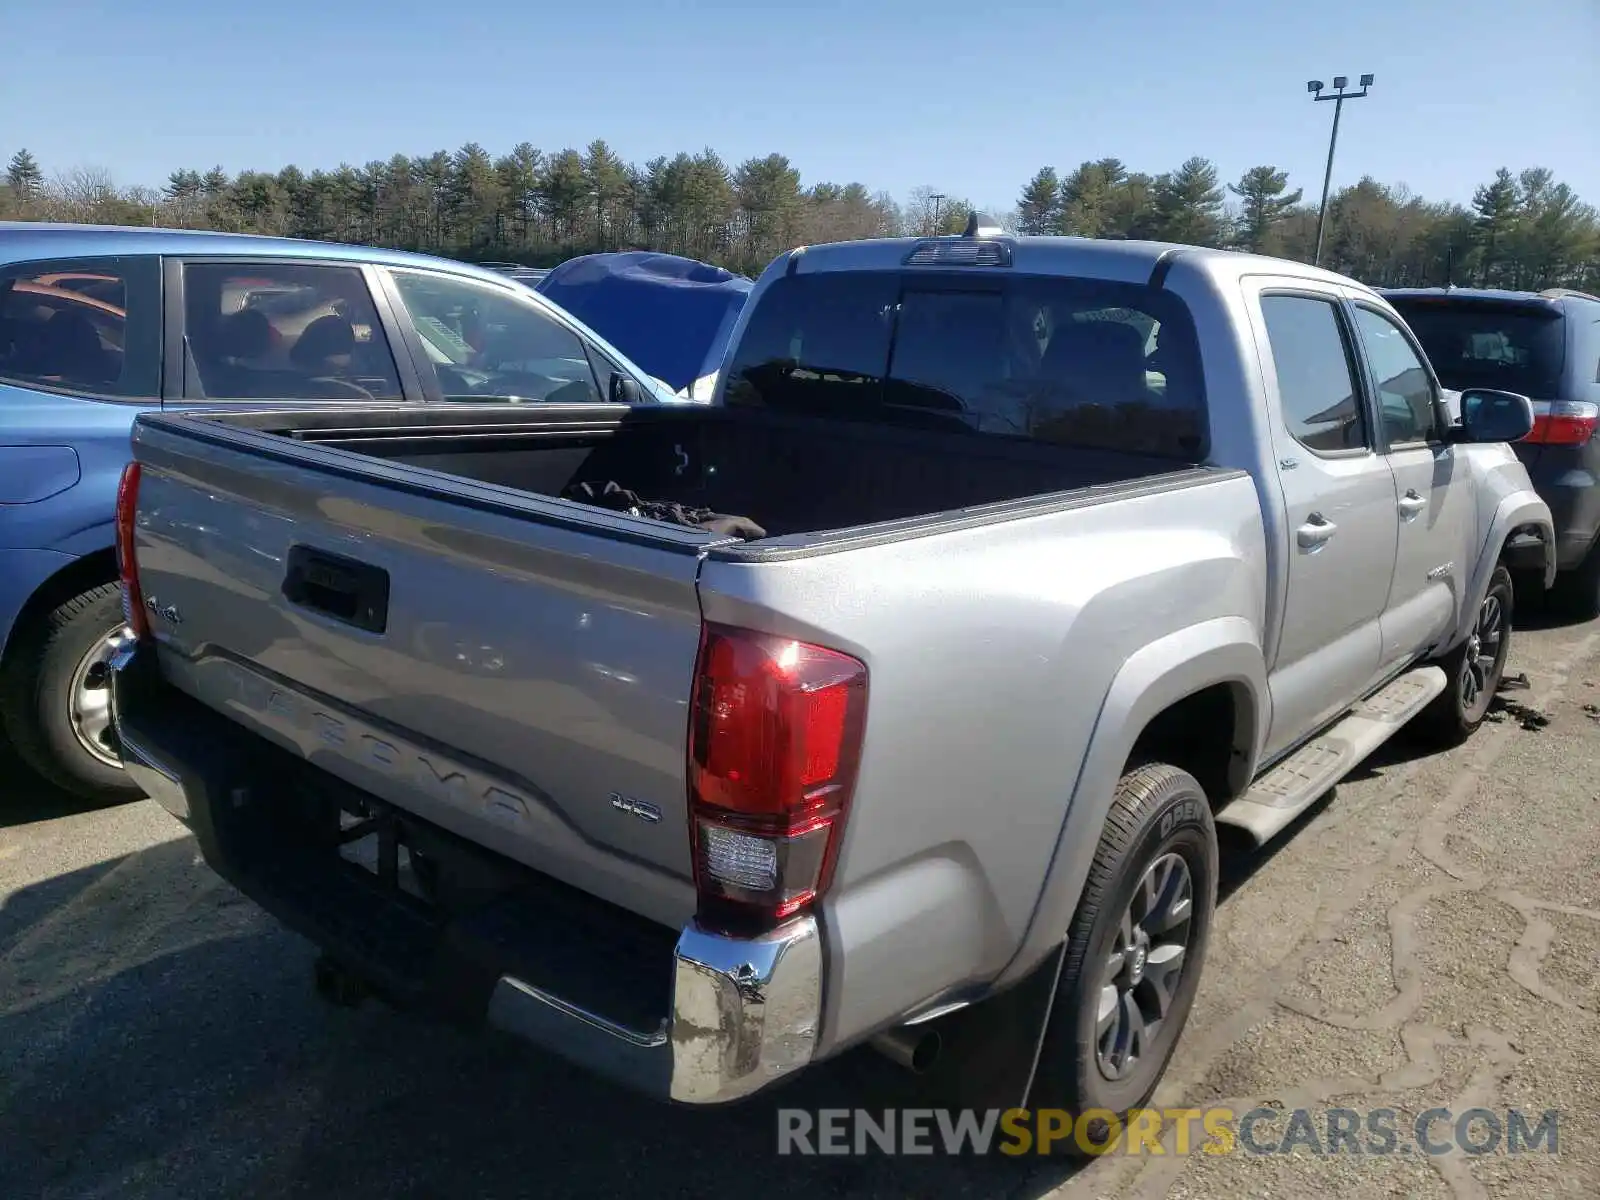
(1385, 287), (1600, 616)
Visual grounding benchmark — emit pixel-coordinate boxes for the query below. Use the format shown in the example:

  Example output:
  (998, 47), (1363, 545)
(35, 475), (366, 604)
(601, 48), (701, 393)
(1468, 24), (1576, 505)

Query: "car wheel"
(1030, 762), (1218, 1146)
(1416, 563), (1513, 748)
(0, 582), (143, 803)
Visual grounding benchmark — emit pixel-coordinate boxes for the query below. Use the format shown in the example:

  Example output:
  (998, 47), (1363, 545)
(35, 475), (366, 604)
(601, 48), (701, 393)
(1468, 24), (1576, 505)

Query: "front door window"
(387, 270), (603, 404)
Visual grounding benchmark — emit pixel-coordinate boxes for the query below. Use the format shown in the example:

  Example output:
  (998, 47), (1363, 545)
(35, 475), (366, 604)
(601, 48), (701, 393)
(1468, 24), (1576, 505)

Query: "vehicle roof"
(785, 233), (1376, 296)
(0, 222), (514, 286)
(1381, 285), (1600, 312)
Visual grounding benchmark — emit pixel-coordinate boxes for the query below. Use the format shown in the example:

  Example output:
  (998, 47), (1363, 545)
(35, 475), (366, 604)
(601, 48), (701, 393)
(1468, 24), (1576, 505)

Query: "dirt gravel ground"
(2, 606), (1598, 1199)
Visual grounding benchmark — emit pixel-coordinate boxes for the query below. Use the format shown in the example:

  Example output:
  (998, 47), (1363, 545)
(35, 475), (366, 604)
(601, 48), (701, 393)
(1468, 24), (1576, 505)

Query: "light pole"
(930, 192), (946, 234)
(1307, 73), (1373, 267)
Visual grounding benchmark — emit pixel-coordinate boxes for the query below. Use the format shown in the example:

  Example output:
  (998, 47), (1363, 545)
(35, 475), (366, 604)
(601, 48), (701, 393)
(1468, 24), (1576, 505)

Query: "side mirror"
(609, 372), (644, 404)
(1455, 388), (1534, 444)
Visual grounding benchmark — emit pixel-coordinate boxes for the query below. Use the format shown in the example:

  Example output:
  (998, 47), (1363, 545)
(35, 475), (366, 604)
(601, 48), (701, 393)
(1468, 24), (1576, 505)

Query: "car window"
(1353, 305), (1439, 446)
(0, 256), (161, 398)
(387, 270), (603, 404)
(1387, 299), (1566, 399)
(183, 262), (403, 402)
(722, 271), (1207, 458)
(721, 271), (898, 415)
(1257, 295), (1367, 454)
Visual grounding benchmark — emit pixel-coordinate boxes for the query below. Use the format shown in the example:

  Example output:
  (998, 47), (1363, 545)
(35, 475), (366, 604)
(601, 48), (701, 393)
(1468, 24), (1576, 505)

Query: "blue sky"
(6, 0), (1596, 213)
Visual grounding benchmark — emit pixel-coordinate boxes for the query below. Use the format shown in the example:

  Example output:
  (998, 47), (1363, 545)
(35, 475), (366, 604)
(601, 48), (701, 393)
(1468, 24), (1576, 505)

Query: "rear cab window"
(0, 256), (162, 398)
(721, 270), (1207, 459)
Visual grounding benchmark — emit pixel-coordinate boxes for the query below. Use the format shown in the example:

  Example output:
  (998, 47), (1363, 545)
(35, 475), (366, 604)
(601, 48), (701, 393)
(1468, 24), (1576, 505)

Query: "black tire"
(1415, 563), (1514, 749)
(1030, 763), (1218, 1143)
(0, 583), (141, 803)
(1549, 539), (1600, 622)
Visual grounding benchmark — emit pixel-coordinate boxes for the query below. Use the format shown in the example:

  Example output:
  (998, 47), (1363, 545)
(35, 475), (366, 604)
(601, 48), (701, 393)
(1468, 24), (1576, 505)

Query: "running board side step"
(1216, 665), (1448, 844)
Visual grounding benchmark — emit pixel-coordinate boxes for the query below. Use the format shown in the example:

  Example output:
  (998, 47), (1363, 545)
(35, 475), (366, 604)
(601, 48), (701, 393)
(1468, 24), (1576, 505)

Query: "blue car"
(0, 222), (675, 802)
(536, 252), (752, 399)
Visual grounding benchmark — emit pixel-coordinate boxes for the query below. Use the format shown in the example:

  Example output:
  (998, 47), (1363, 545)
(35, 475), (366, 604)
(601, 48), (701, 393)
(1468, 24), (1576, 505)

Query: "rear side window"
(722, 271), (1207, 458)
(182, 261), (403, 402)
(0, 256), (161, 398)
(1259, 295), (1367, 454)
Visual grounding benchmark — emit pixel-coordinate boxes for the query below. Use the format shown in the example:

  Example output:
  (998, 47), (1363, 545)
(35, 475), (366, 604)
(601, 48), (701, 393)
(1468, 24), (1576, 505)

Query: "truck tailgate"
(129, 416), (706, 928)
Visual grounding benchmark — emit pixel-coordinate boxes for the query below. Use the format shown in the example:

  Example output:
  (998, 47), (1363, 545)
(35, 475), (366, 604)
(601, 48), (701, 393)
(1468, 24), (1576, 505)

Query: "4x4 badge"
(144, 596), (182, 624)
(610, 792), (662, 823)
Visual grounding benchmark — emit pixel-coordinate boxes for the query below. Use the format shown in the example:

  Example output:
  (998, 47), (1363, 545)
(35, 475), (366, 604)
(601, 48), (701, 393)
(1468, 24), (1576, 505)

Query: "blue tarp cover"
(535, 251), (753, 393)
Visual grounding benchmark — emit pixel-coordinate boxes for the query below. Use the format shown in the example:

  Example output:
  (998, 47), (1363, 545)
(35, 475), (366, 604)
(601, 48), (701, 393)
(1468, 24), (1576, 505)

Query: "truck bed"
(125, 400), (1226, 938)
(209, 402), (1196, 542)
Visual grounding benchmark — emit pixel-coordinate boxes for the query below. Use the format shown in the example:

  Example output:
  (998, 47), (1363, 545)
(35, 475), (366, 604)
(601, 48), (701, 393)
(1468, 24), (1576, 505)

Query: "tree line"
(1017, 157), (1598, 291)
(3, 143), (1596, 291)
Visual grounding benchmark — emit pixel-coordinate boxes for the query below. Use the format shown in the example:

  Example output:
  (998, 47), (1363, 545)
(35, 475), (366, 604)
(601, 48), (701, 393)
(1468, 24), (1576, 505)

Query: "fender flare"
(1459, 489), (1553, 644)
(993, 615), (1267, 988)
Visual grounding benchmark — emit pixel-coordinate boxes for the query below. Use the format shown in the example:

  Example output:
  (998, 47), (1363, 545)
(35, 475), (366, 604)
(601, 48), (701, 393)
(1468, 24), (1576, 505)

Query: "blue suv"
(0, 222), (673, 802)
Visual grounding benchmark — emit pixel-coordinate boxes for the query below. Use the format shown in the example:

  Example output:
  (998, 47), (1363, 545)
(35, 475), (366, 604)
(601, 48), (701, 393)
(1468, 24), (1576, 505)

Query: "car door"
(1247, 282), (1401, 759)
(0, 253), (163, 557)
(162, 257), (422, 408)
(1349, 299), (1478, 668)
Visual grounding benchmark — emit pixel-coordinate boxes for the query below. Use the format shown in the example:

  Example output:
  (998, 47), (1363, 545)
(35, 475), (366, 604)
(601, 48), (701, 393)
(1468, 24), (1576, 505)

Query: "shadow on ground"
(0, 836), (1052, 1199)
(0, 741), (123, 831)
(0, 805), (1306, 1200)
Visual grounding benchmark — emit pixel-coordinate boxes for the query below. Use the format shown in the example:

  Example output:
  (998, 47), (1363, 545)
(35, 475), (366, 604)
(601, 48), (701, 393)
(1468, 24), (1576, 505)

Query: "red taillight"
(687, 623), (868, 930)
(115, 462), (149, 640)
(1526, 401), (1599, 446)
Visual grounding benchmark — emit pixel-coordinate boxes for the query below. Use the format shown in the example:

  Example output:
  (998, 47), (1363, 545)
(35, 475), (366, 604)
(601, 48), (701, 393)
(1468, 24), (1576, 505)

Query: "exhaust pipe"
(870, 1025), (942, 1073)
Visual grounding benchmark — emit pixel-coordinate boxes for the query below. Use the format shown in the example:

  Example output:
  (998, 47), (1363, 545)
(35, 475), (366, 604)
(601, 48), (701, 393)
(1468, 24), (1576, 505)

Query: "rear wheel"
(1416, 564), (1513, 748)
(0, 583), (142, 803)
(1030, 763), (1218, 1145)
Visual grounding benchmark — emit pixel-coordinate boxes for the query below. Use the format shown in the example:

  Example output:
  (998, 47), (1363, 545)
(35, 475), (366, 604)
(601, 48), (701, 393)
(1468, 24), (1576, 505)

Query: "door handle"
(1398, 489), (1427, 518)
(283, 545), (390, 634)
(1296, 513), (1338, 549)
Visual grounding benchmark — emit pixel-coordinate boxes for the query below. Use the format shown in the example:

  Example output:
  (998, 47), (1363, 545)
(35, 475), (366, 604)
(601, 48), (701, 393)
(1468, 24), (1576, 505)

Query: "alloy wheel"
(1096, 852), (1194, 1081)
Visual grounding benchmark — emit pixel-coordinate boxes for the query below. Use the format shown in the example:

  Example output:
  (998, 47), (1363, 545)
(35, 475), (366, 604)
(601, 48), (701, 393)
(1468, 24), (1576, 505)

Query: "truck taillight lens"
(115, 462), (149, 639)
(1527, 401), (1599, 446)
(688, 623), (867, 929)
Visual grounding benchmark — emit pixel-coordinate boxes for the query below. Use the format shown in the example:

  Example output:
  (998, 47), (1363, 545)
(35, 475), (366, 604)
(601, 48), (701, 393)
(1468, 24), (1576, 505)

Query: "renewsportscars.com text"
(776, 1106), (1560, 1157)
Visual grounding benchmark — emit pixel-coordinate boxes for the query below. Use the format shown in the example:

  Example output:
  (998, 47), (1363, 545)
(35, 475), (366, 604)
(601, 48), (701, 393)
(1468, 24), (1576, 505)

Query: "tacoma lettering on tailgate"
(213, 659), (541, 828)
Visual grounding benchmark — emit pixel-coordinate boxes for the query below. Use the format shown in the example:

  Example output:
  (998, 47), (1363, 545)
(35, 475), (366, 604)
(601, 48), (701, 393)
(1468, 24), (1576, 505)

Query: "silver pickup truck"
(110, 223), (1554, 1124)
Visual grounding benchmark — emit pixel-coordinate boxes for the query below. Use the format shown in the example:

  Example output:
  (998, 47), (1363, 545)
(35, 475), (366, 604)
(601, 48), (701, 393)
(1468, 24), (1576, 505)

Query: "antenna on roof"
(962, 211), (1005, 238)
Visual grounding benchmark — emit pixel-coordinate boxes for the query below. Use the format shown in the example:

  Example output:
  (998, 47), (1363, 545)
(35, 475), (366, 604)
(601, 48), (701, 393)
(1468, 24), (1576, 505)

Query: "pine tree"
(1471, 168), (1520, 286)
(6, 148), (44, 201)
(1228, 165), (1303, 252)
(584, 139), (629, 248)
(1016, 168), (1059, 234)
(1148, 157), (1225, 245)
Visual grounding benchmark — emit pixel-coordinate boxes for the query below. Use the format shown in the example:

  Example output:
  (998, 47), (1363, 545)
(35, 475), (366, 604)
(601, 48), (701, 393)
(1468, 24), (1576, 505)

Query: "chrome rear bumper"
(113, 639), (822, 1105)
(485, 917), (821, 1104)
